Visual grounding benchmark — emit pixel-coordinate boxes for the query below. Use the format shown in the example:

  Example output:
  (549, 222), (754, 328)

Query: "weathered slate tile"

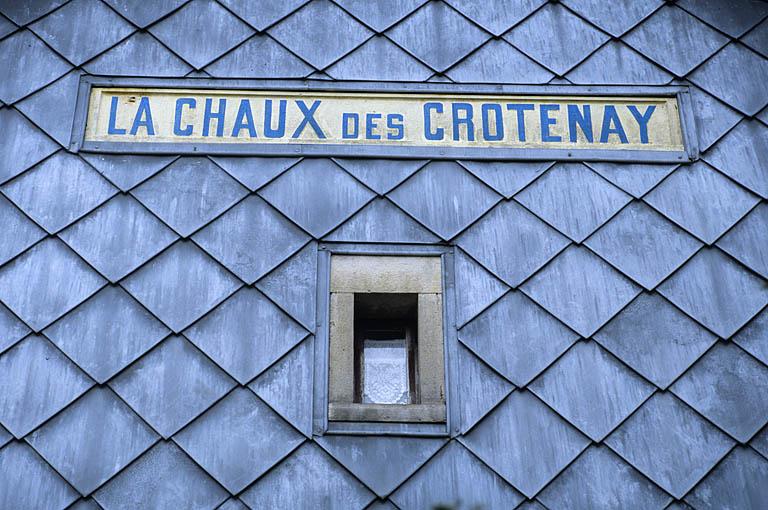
(334, 158), (425, 195)
(686, 447), (768, 510)
(733, 307), (768, 366)
(28, 387), (158, 495)
(686, 86), (741, 152)
(324, 198), (440, 244)
(0, 302), (29, 355)
(16, 70), (82, 146)
(567, 41), (672, 85)
(453, 248), (508, 327)
(327, 36), (432, 81)
(586, 162), (676, 199)
(103, 0), (189, 28)
(0, 194), (45, 267)
(460, 161), (552, 199)
(677, 0), (768, 37)
(0, 107), (58, 184)
(175, 388), (304, 493)
(84, 32), (193, 77)
(205, 34), (313, 78)
(446, 0), (544, 35)
(447, 39), (554, 84)
(0, 30), (70, 104)
(220, 0), (310, 31)
(562, 0), (661, 36)
(0, 442), (78, 510)
(704, 120), (768, 199)
(81, 154), (177, 192)
(456, 345), (513, 433)
(184, 287), (307, 384)
(110, 335), (235, 437)
(334, 0), (425, 32)
(0, 0), (67, 25)
(211, 156), (299, 191)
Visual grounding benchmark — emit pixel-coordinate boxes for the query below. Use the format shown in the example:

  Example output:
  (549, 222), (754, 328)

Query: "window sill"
(328, 402), (446, 423)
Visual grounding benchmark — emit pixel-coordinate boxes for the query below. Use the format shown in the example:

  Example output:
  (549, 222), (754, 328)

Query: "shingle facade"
(0, 0), (767, 508)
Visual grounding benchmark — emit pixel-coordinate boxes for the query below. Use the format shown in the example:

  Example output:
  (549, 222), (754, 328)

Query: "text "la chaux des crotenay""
(105, 95), (659, 145)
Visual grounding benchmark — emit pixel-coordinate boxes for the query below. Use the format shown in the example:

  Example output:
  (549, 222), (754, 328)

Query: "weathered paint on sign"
(83, 87), (684, 155)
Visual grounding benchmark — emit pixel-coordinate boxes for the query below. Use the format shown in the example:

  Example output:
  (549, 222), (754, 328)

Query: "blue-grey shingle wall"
(0, 0), (767, 508)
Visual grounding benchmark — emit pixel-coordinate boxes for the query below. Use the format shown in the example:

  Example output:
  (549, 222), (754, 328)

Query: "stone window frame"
(314, 243), (459, 437)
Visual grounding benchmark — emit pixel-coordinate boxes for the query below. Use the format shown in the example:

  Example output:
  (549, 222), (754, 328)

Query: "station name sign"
(74, 81), (694, 162)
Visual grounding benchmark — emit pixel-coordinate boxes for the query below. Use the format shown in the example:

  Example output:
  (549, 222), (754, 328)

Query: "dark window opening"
(354, 293), (418, 405)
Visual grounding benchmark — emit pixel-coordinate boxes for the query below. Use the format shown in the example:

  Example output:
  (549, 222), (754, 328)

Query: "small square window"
(325, 254), (447, 426)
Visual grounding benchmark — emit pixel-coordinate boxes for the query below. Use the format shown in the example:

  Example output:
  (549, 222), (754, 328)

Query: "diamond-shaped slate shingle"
(687, 86), (742, 153)
(704, 120), (768, 199)
(457, 345), (513, 433)
(325, 198), (440, 244)
(110, 335), (235, 438)
(689, 43), (768, 116)
(250, 337), (314, 437)
(0, 107), (58, 184)
(751, 425), (768, 457)
(318, 435), (445, 497)
(623, 5), (727, 77)
(743, 18), (768, 58)
(0, 0), (67, 26)
(504, 3), (609, 76)
(516, 163), (631, 242)
(522, 246), (640, 338)
(386, 1), (489, 72)
(94, 441), (228, 510)
(446, 0), (544, 35)
(184, 287), (307, 384)
(0, 238), (105, 332)
(645, 162), (759, 244)
(240, 442), (375, 509)
(672, 342), (768, 442)
(677, 0), (768, 38)
(334, 158), (425, 195)
(658, 248), (768, 339)
(718, 203), (768, 279)
(586, 162), (676, 199)
(205, 34), (313, 78)
(0, 302), (29, 355)
(260, 158), (374, 237)
(686, 447), (768, 510)
(122, 241), (240, 332)
(0, 30), (71, 104)
(467, 163), (553, 202)
(459, 291), (578, 386)
(211, 156), (299, 191)
(446, 39), (554, 84)
(43, 285), (170, 383)
(269, 0), (372, 70)
(16, 70), (81, 147)
(462, 391), (589, 497)
(27, 387), (157, 495)
(606, 392), (734, 498)
(0, 442), (78, 510)
(388, 161), (500, 240)
(2, 152), (117, 234)
(0, 194), (44, 267)
(392, 441), (523, 509)
(538, 446), (671, 510)
(594, 292), (717, 389)
(132, 157), (248, 238)
(61, 195), (178, 282)
(30, 0), (134, 65)
(255, 241), (317, 331)
(0, 335), (93, 438)
(84, 32), (194, 77)
(453, 248), (508, 327)
(193, 195), (309, 283)
(586, 201), (702, 289)
(219, 0), (310, 32)
(103, 0), (188, 28)
(566, 41), (672, 85)
(176, 388), (304, 493)
(81, 154), (177, 192)
(734, 308), (768, 365)
(531, 341), (654, 441)
(562, 0), (661, 37)
(149, 0), (254, 69)
(326, 35), (432, 81)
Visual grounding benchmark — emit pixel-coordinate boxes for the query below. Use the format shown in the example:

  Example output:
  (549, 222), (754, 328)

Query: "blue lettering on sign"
(366, 113), (382, 140)
(264, 99), (286, 138)
(627, 105), (655, 144)
(173, 98), (195, 136)
(203, 98), (226, 137)
(540, 104), (561, 142)
(452, 102), (474, 141)
(423, 102), (444, 141)
(481, 103), (504, 141)
(292, 100), (326, 139)
(600, 105), (628, 143)
(506, 103), (534, 142)
(130, 97), (154, 136)
(387, 114), (404, 140)
(231, 99), (257, 137)
(108, 97), (126, 135)
(567, 104), (593, 143)
(342, 113), (359, 139)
